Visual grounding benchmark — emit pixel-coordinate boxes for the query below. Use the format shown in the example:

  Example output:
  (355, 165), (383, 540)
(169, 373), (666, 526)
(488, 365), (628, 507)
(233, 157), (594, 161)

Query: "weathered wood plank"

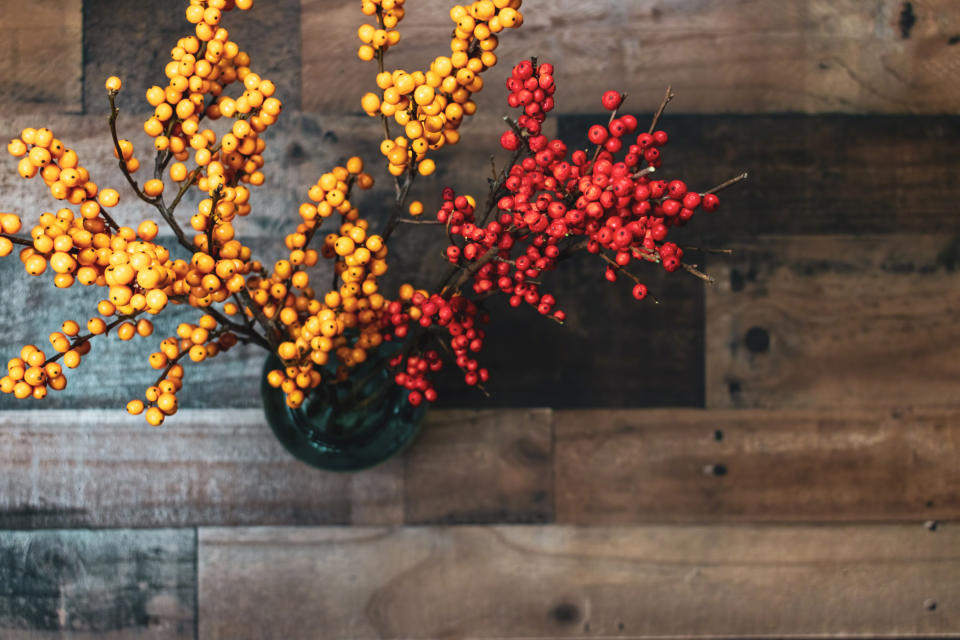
(705, 235), (960, 410)
(555, 407), (960, 524)
(302, 0), (960, 114)
(82, 0), (301, 114)
(0, 528), (194, 639)
(0, 409), (402, 528)
(0, 408), (555, 528)
(0, 111), (542, 237)
(403, 409), (553, 524)
(199, 524), (960, 639)
(0, 0), (82, 112)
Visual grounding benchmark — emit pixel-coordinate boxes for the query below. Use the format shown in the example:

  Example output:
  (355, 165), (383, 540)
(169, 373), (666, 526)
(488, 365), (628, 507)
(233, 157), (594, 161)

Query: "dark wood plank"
(83, 0), (301, 114)
(0, 409), (403, 528)
(558, 114), (960, 237)
(0, 408), (554, 528)
(555, 407), (960, 524)
(0, 528), (194, 639)
(705, 235), (960, 409)
(403, 409), (552, 524)
(0, 0), (82, 112)
(199, 524), (960, 639)
(302, 0), (960, 114)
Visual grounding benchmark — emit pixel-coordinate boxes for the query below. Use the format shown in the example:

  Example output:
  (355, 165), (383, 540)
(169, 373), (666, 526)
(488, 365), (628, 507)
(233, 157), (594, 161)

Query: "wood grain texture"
(555, 407), (960, 524)
(0, 528), (194, 639)
(199, 524), (960, 639)
(82, 0), (301, 114)
(302, 0), (960, 114)
(706, 235), (960, 410)
(0, 408), (557, 528)
(0, 409), (403, 528)
(403, 409), (553, 524)
(0, 0), (82, 112)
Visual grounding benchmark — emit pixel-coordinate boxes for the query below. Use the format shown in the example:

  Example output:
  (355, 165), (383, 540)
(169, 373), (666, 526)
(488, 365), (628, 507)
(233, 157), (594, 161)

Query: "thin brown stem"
(237, 288), (281, 352)
(648, 85), (674, 135)
(398, 218), (443, 225)
(1, 233), (35, 248)
(683, 246), (734, 254)
(681, 262), (714, 283)
(107, 90), (194, 252)
(705, 171), (748, 195)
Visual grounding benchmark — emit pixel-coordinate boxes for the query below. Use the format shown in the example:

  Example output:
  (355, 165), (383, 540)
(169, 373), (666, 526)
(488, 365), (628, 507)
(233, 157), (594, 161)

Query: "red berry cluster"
(383, 291), (490, 404)
(500, 59), (555, 149)
(386, 59), (729, 407)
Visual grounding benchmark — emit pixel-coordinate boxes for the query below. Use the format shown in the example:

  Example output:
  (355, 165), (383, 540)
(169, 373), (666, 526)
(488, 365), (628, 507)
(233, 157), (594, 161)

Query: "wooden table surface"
(2, 1), (960, 638)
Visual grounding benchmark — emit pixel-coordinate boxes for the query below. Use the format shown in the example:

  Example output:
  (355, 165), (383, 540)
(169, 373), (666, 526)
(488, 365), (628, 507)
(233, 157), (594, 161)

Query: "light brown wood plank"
(0, 409), (403, 528)
(302, 0), (960, 114)
(199, 523), (960, 639)
(403, 408), (553, 524)
(555, 407), (960, 524)
(0, 528), (194, 639)
(0, 0), (82, 112)
(706, 235), (960, 410)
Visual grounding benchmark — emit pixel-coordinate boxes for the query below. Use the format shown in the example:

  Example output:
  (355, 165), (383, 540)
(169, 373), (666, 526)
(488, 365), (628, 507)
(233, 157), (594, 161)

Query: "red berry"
(632, 283), (648, 300)
(703, 193), (720, 212)
(587, 125), (608, 145)
(407, 391), (423, 406)
(601, 90), (623, 111)
(500, 130), (520, 151)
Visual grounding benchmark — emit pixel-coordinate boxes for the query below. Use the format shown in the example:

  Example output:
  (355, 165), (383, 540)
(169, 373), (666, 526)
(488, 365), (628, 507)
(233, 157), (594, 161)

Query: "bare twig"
(681, 262), (715, 283)
(705, 172), (748, 195)
(648, 85), (674, 134)
(683, 246), (734, 255)
(107, 90), (194, 251)
(0, 233), (35, 248)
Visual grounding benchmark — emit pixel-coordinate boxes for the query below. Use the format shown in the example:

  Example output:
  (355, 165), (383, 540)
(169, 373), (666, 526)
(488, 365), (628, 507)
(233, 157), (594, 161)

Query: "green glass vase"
(260, 346), (426, 472)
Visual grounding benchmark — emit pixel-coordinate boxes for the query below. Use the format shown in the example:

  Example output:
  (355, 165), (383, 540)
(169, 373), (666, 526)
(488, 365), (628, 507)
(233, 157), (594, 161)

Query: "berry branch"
(107, 90), (193, 252)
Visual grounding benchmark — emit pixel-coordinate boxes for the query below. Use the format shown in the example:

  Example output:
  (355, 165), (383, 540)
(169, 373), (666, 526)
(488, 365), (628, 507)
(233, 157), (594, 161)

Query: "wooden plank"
(555, 407), (960, 524)
(558, 114), (960, 236)
(0, 409), (403, 528)
(0, 408), (554, 528)
(705, 235), (960, 410)
(0, 0), (82, 112)
(403, 409), (553, 524)
(0, 110), (543, 238)
(302, 0), (960, 114)
(0, 528), (194, 639)
(435, 247), (704, 408)
(199, 524), (960, 639)
(82, 0), (301, 114)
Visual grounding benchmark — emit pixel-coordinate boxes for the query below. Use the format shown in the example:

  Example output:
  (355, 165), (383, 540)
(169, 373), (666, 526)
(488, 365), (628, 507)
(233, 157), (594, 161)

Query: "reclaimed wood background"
(1, 0), (959, 637)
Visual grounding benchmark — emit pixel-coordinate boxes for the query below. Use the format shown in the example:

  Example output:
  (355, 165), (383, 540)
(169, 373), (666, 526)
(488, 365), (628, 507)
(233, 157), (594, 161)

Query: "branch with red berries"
(379, 58), (746, 407)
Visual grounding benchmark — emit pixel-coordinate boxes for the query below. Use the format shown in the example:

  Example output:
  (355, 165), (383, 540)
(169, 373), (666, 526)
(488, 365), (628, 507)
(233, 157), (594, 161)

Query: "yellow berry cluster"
(359, 1), (523, 176)
(7, 127), (120, 230)
(0, 345), (67, 400)
(126, 313), (238, 425)
(357, 0), (405, 61)
(264, 158), (398, 409)
(143, 0), (280, 208)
